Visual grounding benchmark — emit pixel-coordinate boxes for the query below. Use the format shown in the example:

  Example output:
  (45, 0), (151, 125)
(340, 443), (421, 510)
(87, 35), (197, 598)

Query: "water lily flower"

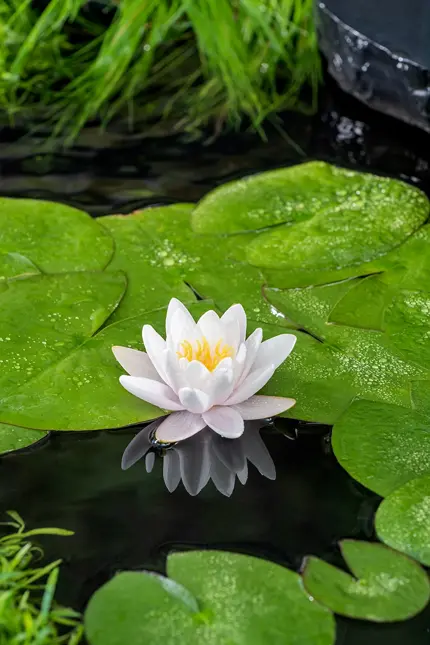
(113, 298), (296, 442)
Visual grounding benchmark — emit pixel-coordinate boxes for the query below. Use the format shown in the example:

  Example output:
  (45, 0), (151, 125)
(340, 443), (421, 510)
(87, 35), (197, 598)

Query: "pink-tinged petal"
(233, 395), (296, 420)
(142, 325), (168, 382)
(112, 346), (162, 381)
(225, 365), (274, 405)
(178, 387), (211, 414)
(197, 310), (223, 344)
(237, 328), (263, 386)
(166, 298), (195, 337)
(208, 361), (235, 406)
(155, 411), (206, 443)
(184, 360), (211, 390)
(221, 304), (247, 344)
(203, 406), (244, 438)
(253, 334), (297, 372)
(119, 375), (183, 411)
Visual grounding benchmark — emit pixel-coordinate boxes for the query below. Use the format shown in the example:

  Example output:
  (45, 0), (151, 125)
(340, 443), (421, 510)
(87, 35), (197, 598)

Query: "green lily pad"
(118, 205), (290, 327)
(376, 475), (430, 566)
(100, 206), (197, 322)
(303, 540), (430, 622)
(0, 253), (41, 281)
(0, 424), (49, 454)
(0, 198), (114, 272)
(263, 281), (429, 423)
(85, 551), (335, 645)
(332, 400), (430, 496)
(0, 271), (127, 430)
(0, 301), (212, 431)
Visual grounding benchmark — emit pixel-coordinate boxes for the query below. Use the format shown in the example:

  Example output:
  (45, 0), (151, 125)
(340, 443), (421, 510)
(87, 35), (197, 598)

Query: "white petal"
(119, 375), (183, 411)
(142, 325), (168, 382)
(208, 360), (235, 406)
(253, 334), (297, 372)
(233, 395), (296, 420)
(233, 343), (247, 383)
(163, 450), (181, 492)
(112, 346), (162, 381)
(155, 411), (206, 442)
(166, 298), (195, 337)
(178, 387), (211, 414)
(203, 406), (244, 438)
(169, 308), (199, 348)
(221, 304), (247, 344)
(163, 349), (187, 393)
(184, 360), (211, 390)
(197, 310), (223, 344)
(221, 317), (241, 352)
(225, 365), (274, 405)
(237, 328), (263, 386)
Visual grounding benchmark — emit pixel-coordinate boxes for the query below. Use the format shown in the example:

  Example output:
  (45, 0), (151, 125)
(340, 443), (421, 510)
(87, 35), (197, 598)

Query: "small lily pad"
(332, 400), (430, 496)
(303, 540), (430, 622)
(376, 475), (430, 566)
(0, 424), (48, 454)
(0, 197), (114, 272)
(85, 551), (335, 645)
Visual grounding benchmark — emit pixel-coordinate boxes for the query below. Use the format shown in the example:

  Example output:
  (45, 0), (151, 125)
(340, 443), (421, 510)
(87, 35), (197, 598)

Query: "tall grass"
(0, 511), (83, 645)
(0, 0), (321, 141)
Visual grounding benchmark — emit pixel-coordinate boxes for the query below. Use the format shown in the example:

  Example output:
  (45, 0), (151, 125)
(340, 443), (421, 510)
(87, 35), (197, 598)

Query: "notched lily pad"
(0, 253), (41, 281)
(0, 197), (114, 272)
(303, 540), (430, 622)
(85, 551), (335, 645)
(332, 400), (430, 496)
(376, 474), (430, 566)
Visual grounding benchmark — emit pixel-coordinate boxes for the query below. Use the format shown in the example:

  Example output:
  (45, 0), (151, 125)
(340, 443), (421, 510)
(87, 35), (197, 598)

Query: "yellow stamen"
(177, 336), (233, 371)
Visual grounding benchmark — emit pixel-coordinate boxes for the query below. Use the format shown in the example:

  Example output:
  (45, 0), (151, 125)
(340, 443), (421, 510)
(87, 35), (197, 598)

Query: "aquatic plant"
(0, 511), (83, 645)
(114, 299), (296, 442)
(0, 0), (320, 142)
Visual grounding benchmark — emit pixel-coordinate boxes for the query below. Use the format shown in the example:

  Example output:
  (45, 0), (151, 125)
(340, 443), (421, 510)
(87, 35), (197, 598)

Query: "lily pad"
(85, 551), (335, 645)
(100, 206), (196, 322)
(0, 253), (41, 281)
(0, 301), (212, 431)
(332, 400), (430, 496)
(0, 424), (49, 454)
(263, 281), (429, 423)
(0, 198), (114, 272)
(303, 540), (430, 622)
(376, 475), (430, 566)
(0, 271), (127, 430)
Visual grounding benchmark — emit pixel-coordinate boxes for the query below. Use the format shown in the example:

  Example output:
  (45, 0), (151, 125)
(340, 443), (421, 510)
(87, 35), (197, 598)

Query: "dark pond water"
(0, 77), (429, 644)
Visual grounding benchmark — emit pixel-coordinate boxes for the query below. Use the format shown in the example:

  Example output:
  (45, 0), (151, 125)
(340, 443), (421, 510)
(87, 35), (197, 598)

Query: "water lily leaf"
(0, 253), (41, 281)
(264, 281), (429, 423)
(85, 551), (336, 645)
(118, 204), (289, 327)
(375, 474), (430, 566)
(100, 206), (196, 322)
(0, 424), (48, 455)
(332, 400), (430, 496)
(241, 165), (427, 275)
(303, 540), (430, 622)
(382, 291), (430, 369)
(0, 198), (114, 272)
(0, 301), (212, 431)
(0, 271), (127, 430)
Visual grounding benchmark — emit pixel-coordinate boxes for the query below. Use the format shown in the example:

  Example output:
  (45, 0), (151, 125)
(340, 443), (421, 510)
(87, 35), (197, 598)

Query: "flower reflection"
(121, 420), (275, 497)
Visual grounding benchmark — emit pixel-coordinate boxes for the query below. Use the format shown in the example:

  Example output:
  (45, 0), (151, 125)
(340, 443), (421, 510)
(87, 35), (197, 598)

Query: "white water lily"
(113, 298), (296, 442)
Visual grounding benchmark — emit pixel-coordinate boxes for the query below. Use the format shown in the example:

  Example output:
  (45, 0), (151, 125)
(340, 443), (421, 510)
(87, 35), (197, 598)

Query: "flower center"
(177, 337), (233, 371)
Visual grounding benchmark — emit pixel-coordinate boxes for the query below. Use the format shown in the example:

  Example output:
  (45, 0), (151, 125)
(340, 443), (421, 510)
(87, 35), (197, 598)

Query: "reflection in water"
(121, 420), (275, 497)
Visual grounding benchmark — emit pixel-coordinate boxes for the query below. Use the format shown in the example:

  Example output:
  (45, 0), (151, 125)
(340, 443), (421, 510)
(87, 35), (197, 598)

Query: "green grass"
(0, 511), (83, 645)
(0, 0), (321, 142)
